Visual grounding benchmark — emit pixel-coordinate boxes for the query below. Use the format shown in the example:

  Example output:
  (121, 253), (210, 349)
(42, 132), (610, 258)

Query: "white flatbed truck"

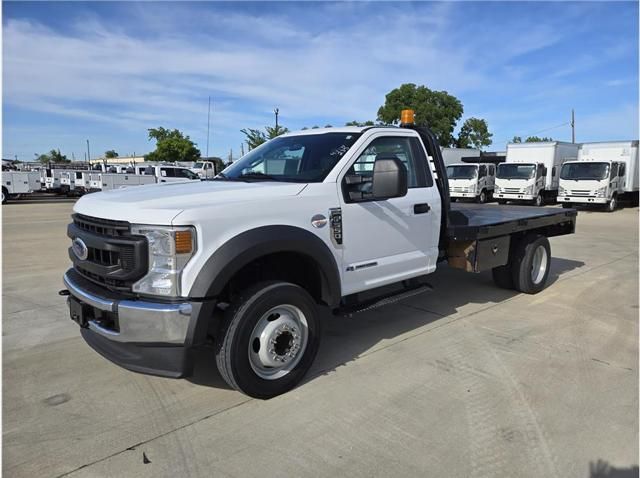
(61, 111), (577, 398)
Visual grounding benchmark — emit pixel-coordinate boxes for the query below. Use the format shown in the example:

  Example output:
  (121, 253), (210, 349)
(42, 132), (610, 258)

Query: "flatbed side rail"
(447, 210), (577, 242)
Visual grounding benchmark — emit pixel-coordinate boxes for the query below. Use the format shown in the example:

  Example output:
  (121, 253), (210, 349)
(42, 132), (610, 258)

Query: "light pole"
(274, 108), (279, 132)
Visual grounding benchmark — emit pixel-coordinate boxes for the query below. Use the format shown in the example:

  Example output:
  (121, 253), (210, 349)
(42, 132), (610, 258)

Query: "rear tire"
(511, 234), (551, 294)
(215, 281), (321, 399)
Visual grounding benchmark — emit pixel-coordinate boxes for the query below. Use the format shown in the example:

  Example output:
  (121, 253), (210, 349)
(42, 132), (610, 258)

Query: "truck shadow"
(589, 459), (639, 478)
(188, 257), (584, 390)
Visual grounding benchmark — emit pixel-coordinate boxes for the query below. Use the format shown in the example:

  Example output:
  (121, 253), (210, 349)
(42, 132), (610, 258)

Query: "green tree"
(377, 83), (464, 147)
(345, 120), (375, 126)
(241, 124), (290, 150)
(36, 149), (70, 164)
(105, 150), (118, 159)
(144, 127), (201, 162)
(511, 136), (523, 143)
(525, 136), (553, 142)
(457, 118), (493, 150)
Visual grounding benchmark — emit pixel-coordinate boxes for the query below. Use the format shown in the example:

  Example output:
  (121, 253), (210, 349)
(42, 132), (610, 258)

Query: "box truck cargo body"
(2, 171), (41, 203)
(495, 142), (579, 206)
(558, 141), (638, 211)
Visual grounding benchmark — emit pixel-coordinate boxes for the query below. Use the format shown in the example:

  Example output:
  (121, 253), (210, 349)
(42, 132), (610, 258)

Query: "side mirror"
(372, 157), (408, 200)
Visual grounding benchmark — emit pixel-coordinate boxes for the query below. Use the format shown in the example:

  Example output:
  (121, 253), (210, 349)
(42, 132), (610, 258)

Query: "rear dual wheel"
(492, 234), (551, 294)
(215, 281), (321, 399)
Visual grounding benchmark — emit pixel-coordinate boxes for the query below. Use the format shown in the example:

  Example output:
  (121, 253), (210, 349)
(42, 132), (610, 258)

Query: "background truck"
(61, 111), (577, 399)
(447, 161), (498, 203)
(558, 140), (639, 212)
(495, 141), (579, 206)
(191, 160), (218, 179)
(441, 147), (480, 167)
(135, 164), (201, 183)
(2, 171), (41, 203)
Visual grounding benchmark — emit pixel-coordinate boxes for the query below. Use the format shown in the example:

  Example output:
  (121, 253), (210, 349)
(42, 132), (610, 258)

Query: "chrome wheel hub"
(249, 305), (308, 380)
(531, 245), (548, 285)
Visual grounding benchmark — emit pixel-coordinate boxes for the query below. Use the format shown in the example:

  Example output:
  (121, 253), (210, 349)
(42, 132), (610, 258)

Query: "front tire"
(1, 187), (7, 204)
(477, 189), (487, 204)
(511, 234), (551, 294)
(215, 281), (321, 399)
(533, 193), (544, 207)
(606, 195), (617, 213)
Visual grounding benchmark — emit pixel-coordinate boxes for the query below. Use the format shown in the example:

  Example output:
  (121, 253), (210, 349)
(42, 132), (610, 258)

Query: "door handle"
(414, 203), (431, 214)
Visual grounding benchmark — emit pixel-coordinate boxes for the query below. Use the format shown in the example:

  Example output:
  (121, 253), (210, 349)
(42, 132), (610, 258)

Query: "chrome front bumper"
(450, 191), (477, 198)
(63, 270), (192, 344)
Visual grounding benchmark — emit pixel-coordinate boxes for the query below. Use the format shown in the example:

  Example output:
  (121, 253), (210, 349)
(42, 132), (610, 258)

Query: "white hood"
(73, 180), (308, 224)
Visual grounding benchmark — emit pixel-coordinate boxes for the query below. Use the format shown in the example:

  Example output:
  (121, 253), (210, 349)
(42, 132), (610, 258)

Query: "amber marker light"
(175, 230), (194, 254)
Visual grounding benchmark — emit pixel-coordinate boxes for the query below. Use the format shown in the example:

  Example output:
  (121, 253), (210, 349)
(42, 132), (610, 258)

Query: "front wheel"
(215, 281), (321, 399)
(533, 193), (544, 207)
(1, 187), (7, 204)
(606, 196), (617, 213)
(477, 190), (487, 204)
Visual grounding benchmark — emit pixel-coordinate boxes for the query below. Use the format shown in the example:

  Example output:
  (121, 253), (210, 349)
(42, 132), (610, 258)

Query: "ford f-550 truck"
(61, 111), (577, 398)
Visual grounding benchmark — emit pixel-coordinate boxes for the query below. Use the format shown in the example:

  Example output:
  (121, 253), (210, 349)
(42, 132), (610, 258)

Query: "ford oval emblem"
(72, 237), (89, 261)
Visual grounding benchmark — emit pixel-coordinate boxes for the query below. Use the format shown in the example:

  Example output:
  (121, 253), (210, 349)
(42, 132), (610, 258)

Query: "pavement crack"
(54, 398), (253, 478)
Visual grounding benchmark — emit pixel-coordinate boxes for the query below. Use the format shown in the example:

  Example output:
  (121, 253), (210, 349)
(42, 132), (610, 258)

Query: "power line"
(497, 121), (570, 145)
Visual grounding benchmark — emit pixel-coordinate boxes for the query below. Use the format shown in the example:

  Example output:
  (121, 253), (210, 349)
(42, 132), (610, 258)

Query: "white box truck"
(2, 171), (41, 204)
(495, 142), (579, 206)
(441, 147), (480, 167)
(446, 162), (497, 203)
(558, 140), (638, 212)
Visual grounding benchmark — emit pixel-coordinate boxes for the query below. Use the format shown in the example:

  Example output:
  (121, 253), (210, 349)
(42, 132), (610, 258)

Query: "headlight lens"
(130, 225), (196, 297)
(596, 187), (607, 197)
(558, 186), (566, 196)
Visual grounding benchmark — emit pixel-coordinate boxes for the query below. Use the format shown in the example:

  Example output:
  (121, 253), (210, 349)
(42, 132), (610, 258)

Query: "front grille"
(504, 188), (522, 194)
(68, 214), (147, 292)
(73, 214), (129, 237)
(569, 190), (593, 197)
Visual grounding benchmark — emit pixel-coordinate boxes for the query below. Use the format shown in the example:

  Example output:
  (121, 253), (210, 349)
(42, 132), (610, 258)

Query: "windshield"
(560, 162), (609, 181)
(497, 163), (536, 180)
(193, 162), (204, 169)
(446, 165), (477, 180)
(221, 132), (362, 182)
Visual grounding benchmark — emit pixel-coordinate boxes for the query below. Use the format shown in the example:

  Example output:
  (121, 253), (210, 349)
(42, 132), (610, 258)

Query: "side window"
(479, 165), (487, 178)
(619, 163), (626, 177)
(348, 136), (425, 189)
(610, 163), (619, 178)
(161, 168), (175, 177)
(552, 166), (556, 177)
(488, 165), (495, 176)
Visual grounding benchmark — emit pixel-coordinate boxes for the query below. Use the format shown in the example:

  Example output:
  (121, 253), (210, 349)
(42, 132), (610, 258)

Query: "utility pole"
(571, 109), (575, 143)
(240, 143), (245, 157)
(86, 139), (92, 165)
(206, 96), (211, 158)
(274, 108), (279, 132)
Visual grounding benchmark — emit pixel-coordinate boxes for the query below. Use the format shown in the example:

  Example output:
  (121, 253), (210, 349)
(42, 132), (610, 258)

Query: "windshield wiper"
(236, 172), (281, 181)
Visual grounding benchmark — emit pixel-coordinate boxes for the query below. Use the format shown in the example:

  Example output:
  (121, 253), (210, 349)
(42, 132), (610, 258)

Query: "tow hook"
(58, 289), (70, 296)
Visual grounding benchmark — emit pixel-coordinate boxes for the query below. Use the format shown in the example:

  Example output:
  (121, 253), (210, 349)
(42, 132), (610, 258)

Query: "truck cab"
(495, 162), (547, 206)
(136, 164), (200, 182)
(191, 161), (217, 179)
(447, 162), (495, 203)
(61, 112), (577, 398)
(558, 160), (624, 211)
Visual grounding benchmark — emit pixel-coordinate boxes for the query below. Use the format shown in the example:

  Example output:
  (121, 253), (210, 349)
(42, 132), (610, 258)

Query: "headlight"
(596, 187), (607, 197)
(558, 186), (566, 196)
(525, 185), (534, 194)
(130, 225), (196, 297)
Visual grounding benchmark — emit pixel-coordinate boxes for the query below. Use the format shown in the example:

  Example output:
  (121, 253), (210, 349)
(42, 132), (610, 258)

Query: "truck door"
(609, 162), (620, 195)
(337, 133), (441, 295)
(487, 164), (496, 189)
(478, 165), (487, 191)
(618, 162), (626, 192)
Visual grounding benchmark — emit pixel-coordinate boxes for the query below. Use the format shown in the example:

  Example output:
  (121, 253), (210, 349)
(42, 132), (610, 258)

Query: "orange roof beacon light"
(400, 109), (415, 126)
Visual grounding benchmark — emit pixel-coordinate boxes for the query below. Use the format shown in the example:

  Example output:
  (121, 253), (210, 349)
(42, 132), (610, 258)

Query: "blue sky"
(2, 1), (638, 161)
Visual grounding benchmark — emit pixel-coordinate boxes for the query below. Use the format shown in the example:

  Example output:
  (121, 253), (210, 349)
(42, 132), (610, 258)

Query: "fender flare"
(189, 225), (342, 307)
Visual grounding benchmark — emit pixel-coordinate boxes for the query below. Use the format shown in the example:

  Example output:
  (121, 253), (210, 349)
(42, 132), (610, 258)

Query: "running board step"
(339, 284), (433, 316)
